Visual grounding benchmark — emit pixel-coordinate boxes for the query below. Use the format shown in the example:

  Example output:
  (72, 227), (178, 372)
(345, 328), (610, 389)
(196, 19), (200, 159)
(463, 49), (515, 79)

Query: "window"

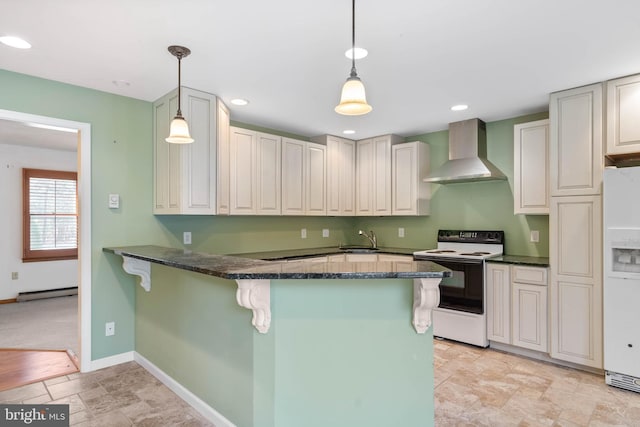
(23, 168), (78, 262)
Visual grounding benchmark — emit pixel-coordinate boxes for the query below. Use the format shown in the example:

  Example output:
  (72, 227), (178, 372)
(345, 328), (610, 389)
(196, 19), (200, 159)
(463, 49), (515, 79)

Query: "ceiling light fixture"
(0, 36), (31, 49)
(231, 98), (249, 106)
(26, 122), (78, 133)
(335, 0), (372, 116)
(451, 104), (469, 111)
(345, 47), (368, 60)
(165, 45), (194, 144)
(343, 130), (356, 135)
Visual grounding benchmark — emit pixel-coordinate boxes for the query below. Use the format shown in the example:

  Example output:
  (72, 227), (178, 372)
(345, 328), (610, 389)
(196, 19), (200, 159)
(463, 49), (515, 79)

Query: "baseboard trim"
(89, 351), (134, 371)
(134, 352), (236, 427)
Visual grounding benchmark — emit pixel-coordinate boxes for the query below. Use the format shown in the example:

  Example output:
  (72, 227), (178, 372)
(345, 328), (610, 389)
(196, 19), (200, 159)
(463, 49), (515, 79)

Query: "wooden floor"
(0, 349), (79, 392)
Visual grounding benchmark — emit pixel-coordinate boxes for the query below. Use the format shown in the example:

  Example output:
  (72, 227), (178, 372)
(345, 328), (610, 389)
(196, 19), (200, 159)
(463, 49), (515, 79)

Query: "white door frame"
(0, 109), (92, 372)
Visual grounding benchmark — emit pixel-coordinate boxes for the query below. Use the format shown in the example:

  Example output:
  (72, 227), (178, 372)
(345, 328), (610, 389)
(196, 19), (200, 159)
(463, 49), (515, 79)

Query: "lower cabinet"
(486, 263), (549, 353)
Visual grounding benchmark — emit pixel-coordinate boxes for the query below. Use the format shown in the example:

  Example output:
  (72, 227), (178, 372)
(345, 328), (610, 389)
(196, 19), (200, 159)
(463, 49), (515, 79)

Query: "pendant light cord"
(350, 0), (357, 77)
(176, 55), (183, 116)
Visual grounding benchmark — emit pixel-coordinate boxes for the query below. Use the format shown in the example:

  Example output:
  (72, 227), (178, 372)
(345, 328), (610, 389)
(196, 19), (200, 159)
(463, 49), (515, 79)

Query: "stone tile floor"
(1, 340), (639, 426)
(434, 339), (640, 426)
(0, 361), (213, 426)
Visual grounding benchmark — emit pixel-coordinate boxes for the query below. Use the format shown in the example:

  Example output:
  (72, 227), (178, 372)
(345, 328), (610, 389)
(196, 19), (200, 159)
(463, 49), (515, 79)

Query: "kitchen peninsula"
(104, 245), (450, 427)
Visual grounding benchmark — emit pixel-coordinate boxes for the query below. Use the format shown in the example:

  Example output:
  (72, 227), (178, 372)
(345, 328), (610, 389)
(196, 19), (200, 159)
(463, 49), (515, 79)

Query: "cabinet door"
(216, 100), (230, 214)
(181, 88), (217, 213)
(512, 282), (548, 352)
(256, 133), (281, 215)
(549, 84), (603, 196)
(339, 138), (356, 215)
(153, 93), (172, 213)
(282, 138), (305, 215)
(356, 138), (374, 215)
(606, 74), (640, 156)
(549, 195), (603, 368)
(306, 143), (326, 215)
(392, 141), (430, 216)
(514, 119), (549, 214)
(230, 127), (257, 214)
(372, 136), (392, 215)
(486, 263), (511, 344)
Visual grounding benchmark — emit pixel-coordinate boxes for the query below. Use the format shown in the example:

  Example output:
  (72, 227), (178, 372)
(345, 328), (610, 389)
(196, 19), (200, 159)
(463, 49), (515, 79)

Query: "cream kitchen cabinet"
(549, 195), (603, 368)
(216, 100), (231, 214)
(511, 266), (548, 352)
(549, 84), (603, 196)
(486, 263), (511, 344)
(312, 135), (356, 216)
(487, 262), (549, 352)
(514, 119), (549, 214)
(153, 87), (229, 215)
(356, 134), (403, 216)
(606, 73), (640, 157)
(229, 127), (282, 215)
(281, 138), (326, 215)
(391, 141), (430, 216)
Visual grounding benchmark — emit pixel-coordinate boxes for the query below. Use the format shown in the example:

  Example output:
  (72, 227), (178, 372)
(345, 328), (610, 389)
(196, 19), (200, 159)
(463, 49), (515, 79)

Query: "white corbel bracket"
(236, 279), (271, 333)
(122, 256), (151, 292)
(412, 278), (441, 334)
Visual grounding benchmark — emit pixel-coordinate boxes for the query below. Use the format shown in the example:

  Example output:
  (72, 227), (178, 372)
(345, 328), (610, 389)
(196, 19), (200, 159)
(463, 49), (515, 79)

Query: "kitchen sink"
(338, 245), (380, 253)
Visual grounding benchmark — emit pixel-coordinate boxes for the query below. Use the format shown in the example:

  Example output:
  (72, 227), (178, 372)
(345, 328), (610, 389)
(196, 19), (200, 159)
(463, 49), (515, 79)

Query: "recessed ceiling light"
(451, 104), (469, 111)
(230, 98), (249, 106)
(0, 36), (31, 49)
(343, 130), (356, 135)
(345, 47), (368, 60)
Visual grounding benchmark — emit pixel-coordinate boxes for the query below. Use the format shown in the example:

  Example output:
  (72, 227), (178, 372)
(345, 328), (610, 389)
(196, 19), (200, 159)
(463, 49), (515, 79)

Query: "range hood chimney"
(423, 118), (507, 184)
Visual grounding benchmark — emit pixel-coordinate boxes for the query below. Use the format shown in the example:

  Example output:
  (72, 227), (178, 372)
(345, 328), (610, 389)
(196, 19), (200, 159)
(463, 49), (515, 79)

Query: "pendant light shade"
(335, 0), (372, 116)
(166, 45), (194, 144)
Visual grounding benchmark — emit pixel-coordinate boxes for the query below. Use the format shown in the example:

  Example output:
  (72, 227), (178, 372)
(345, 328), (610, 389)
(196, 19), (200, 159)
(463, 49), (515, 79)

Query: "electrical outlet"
(530, 230), (539, 243)
(11, 272), (18, 280)
(105, 322), (115, 336)
(398, 227), (405, 238)
(322, 229), (329, 238)
(301, 228), (307, 239)
(183, 231), (192, 245)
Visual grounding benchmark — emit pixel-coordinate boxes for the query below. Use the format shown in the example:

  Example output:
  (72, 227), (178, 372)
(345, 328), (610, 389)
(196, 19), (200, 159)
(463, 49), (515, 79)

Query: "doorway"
(0, 108), (91, 373)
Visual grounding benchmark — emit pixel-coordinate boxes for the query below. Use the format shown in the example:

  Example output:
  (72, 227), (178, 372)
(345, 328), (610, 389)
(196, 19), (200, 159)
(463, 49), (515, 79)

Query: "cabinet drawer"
(377, 254), (412, 262)
(345, 253), (378, 263)
(512, 266), (547, 285)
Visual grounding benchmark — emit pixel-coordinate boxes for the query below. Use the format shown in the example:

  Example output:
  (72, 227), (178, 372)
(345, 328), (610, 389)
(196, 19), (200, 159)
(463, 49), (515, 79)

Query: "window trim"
(22, 168), (78, 262)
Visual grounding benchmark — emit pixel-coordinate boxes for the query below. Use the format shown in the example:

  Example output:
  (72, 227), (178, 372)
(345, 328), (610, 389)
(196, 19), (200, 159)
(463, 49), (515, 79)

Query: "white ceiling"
(0, 118), (77, 151)
(2, 0), (640, 140)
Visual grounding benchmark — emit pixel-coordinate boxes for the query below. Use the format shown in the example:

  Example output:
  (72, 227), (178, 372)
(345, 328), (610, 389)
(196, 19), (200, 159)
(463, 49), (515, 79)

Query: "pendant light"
(335, 0), (372, 115)
(166, 45), (194, 144)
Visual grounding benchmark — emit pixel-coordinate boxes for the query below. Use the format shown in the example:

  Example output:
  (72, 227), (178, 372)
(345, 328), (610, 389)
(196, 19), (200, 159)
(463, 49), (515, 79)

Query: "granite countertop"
(487, 255), (550, 267)
(103, 245), (451, 280)
(234, 246), (419, 260)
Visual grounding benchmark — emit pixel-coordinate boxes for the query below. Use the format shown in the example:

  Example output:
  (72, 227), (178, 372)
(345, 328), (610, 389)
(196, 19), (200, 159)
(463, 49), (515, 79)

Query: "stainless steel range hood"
(424, 118), (507, 184)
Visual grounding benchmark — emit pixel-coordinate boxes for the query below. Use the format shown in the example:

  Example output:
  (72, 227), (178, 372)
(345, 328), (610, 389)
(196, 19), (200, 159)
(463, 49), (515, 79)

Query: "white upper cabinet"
(229, 127), (282, 215)
(356, 135), (403, 216)
(391, 141), (430, 216)
(514, 119), (549, 214)
(606, 73), (640, 156)
(256, 132), (282, 215)
(154, 87), (227, 215)
(549, 84), (603, 196)
(314, 135), (356, 216)
(229, 127), (257, 214)
(216, 100), (231, 215)
(282, 138), (326, 215)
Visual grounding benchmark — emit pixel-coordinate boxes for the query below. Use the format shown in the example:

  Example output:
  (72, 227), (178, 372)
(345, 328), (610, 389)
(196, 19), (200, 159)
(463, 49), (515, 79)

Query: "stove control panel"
(437, 230), (504, 244)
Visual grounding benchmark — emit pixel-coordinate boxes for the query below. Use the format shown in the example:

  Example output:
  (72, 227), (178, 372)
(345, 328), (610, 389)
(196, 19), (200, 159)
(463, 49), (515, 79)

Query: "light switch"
(108, 194), (119, 209)
(530, 230), (539, 243)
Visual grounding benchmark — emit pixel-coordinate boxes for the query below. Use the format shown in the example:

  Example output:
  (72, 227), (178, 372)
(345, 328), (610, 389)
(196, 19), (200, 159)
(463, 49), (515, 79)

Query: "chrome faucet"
(359, 230), (377, 249)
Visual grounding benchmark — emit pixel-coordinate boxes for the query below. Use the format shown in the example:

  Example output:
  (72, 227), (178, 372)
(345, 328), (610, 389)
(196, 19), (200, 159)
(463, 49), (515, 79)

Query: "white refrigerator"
(603, 166), (640, 393)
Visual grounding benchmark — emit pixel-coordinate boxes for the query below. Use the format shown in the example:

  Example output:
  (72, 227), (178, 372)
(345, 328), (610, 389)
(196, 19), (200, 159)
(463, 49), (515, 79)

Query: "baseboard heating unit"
(605, 371), (640, 394)
(16, 286), (78, 302)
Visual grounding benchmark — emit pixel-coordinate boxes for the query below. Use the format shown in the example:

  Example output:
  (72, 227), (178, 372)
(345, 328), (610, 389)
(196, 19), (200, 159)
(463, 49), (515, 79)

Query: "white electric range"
(413, 230), (504, 347)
